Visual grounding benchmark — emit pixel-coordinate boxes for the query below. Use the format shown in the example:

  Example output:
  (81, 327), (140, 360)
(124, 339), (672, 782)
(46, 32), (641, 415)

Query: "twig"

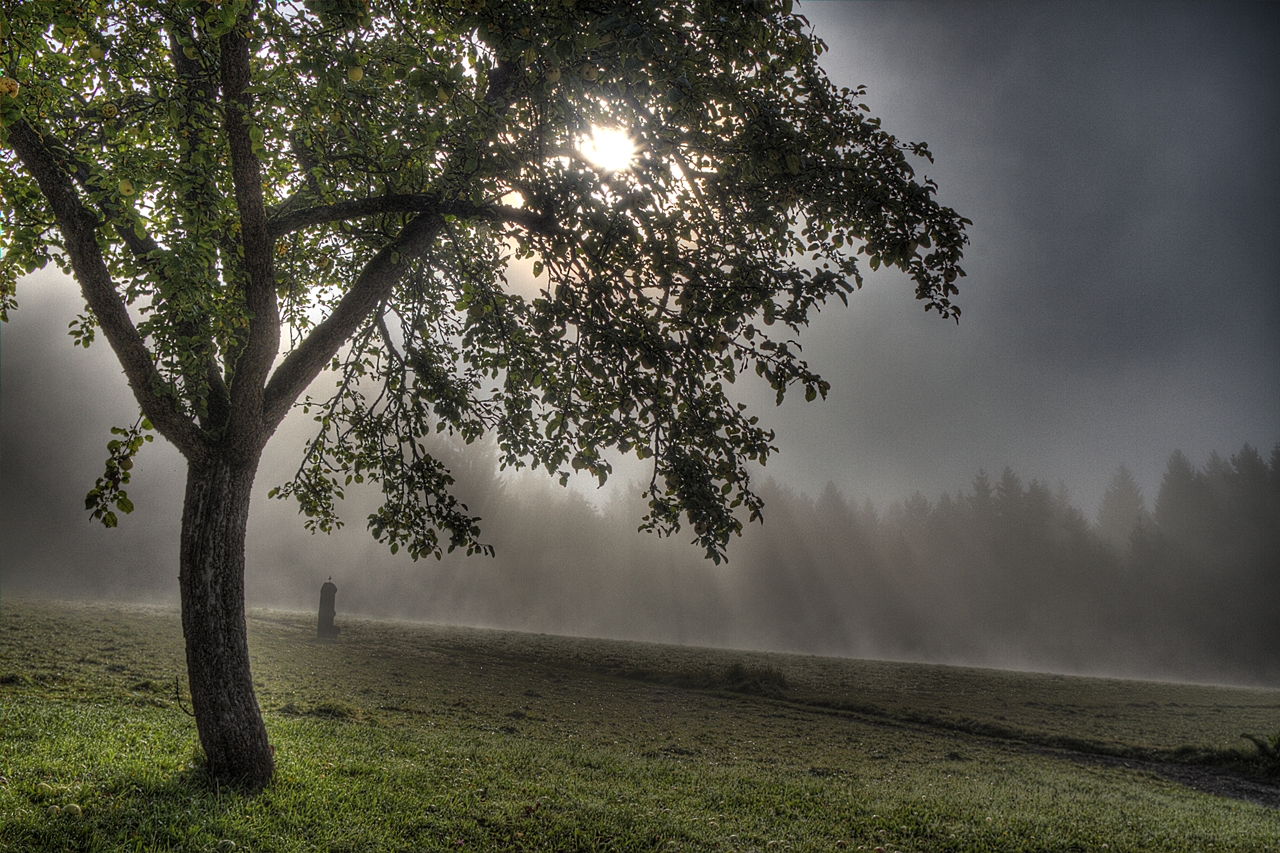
(175, 676), (196, 717)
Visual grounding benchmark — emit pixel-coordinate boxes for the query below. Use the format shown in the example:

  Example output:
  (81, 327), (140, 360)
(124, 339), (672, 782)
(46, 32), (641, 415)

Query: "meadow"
(2, 598), (1278, 852)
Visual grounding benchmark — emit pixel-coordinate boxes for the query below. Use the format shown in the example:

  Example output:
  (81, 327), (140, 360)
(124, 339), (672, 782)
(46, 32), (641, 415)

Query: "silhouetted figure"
(318, 578), (340, 640)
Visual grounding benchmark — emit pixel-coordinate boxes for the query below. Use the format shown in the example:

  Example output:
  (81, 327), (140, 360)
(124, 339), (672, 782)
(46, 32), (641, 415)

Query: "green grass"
(2, 599), (1278, 852)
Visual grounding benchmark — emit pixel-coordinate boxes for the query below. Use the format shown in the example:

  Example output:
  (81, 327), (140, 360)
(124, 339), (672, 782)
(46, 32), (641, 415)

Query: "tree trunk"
(179, 451), (274, 790)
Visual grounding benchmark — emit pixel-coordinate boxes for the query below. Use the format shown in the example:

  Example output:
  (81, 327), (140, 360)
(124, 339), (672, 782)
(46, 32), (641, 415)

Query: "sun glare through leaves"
(579, 126), (637, 173)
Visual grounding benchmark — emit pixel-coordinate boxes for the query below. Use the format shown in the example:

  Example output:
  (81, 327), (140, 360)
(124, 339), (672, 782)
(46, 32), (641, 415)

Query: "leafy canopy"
(0, 0), (968, 563)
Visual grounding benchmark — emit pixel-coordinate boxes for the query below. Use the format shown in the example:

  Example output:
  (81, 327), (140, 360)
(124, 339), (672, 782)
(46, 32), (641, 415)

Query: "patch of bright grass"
(2, 599), (1278, 852)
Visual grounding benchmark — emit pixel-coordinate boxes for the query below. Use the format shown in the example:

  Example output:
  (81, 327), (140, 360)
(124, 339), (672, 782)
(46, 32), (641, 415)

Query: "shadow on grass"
(612, 660), (791, 698)
(5, 759), (258, 853)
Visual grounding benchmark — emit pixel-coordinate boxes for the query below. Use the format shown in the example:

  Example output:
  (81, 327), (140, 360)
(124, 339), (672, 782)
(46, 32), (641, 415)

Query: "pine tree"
(1096, 464), (1148, 553)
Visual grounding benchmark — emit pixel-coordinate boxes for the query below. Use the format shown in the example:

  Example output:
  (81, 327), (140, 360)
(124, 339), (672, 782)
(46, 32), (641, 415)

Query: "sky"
(2, 2), (1278, 616)
(766, 1), (1280, 508)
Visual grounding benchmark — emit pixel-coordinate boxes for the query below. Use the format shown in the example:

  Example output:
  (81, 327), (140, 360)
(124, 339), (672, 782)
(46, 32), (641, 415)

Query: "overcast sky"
(763, 1), (1280, 509)
(2, 2), (1278, 604)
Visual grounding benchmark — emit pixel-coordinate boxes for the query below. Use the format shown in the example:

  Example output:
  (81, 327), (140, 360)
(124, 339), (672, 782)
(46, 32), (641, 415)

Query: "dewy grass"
(2, 599), (1279, 852)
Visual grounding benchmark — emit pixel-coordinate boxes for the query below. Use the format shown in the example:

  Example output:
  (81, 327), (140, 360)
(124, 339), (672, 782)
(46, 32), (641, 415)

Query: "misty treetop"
(861, 444), (1280, 679)
(2, 0), (968, 787)
(1095, 463), (1147, 551)
(1137, 444), (1280, 651)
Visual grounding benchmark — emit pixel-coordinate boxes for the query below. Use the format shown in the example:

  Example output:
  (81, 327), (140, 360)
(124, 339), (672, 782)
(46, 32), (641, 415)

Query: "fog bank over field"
(3, 3), (1278, 687)
(3, 280), (1276, 686)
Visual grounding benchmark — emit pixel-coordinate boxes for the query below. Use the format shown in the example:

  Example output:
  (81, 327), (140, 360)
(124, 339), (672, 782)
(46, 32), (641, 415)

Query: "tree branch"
(5, 119), (206, 460)
(259, 57), (539, 433)
(219, 14), (280, 446)
(32, 126), (163, 260)
(267, 194), (558, 240)
(35, 119), (234, 434)
(261, 212), (446, 430)
(165, 25), (232, 430)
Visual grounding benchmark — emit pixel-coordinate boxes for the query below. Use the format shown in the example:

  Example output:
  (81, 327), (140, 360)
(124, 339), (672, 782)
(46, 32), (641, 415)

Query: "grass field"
(2, 598), (1278, 852)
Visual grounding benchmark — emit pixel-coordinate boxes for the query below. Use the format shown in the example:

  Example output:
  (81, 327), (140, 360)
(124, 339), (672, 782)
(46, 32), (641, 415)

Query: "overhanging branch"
(5, 119), (205, 460)
(267, 194), (558, 240)
(53, 135), (234, 427)
(261, 212), (446, 430)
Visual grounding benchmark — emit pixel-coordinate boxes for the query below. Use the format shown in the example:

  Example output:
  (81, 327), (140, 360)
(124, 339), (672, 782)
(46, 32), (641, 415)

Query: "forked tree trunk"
(179, 451), (274, 790)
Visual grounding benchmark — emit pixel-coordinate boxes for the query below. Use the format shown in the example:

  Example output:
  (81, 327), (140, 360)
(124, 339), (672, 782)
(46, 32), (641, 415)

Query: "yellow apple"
(118, 179), (135, 196)
(347, 65), (364, 82)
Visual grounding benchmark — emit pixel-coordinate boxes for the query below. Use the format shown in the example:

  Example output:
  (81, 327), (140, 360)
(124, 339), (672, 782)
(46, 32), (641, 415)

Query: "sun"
(579, 125), (637, 173)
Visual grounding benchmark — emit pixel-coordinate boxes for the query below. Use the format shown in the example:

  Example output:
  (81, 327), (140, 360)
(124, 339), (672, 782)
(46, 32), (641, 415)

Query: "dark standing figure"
(318, 578), (340, 640)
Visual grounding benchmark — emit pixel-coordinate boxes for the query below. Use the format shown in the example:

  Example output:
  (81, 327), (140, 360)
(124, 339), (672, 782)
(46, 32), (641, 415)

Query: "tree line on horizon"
(9, 435), (1274, 686)
(347, 441), (1279, 686)
(825, 441), (1280, 683)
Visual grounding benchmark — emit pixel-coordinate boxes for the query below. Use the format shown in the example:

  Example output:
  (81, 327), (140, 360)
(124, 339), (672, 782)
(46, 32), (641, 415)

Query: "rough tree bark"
(178, 450), (274, 789)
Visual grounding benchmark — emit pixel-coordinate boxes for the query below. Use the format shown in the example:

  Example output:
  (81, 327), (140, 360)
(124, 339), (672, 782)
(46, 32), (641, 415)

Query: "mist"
(3, 273), (1277, 687)
(4, 2), (1279, 688)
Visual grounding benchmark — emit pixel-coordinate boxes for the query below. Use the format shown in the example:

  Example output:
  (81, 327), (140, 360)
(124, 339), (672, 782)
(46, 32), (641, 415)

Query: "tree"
(0, 0), (968, 789)
(1152, 449), (1208, 556)
(1095, 463), (1148, 553)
